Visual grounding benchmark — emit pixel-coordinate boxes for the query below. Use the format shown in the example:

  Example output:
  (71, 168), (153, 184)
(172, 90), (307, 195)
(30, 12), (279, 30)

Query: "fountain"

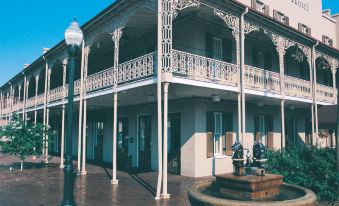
(188, 142), (317, 206)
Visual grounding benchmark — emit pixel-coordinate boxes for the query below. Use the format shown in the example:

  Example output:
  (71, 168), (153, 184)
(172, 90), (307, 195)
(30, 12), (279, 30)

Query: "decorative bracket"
(173, 0), (201, 19)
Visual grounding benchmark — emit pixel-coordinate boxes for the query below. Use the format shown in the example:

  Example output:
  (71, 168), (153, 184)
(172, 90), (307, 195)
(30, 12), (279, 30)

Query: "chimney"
(24, 64), (30, 69)
(322, 9), (331, 16)
(43, 48), (50, 54)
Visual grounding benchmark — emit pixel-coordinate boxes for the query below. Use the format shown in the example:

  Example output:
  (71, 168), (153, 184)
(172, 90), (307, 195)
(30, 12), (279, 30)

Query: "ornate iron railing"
(284, 76), (312, 99)
(316, 84), (335, 103)
(172, 50), (239, 87)
(244, 65), (281, 94)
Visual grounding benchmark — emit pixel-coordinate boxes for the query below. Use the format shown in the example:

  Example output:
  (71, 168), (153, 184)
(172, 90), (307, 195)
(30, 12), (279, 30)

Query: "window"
(298, 23), (311, 36)
(273, 10), (289, 25)
(258, 115), (266, 145)
(258, 51), (265, 69)
(212, 37), (223, 60)
(214, 112), (223, 156)
(252, 0), (269, 15)
(256, 1), (265, 13)
(322, 35), (333, 47)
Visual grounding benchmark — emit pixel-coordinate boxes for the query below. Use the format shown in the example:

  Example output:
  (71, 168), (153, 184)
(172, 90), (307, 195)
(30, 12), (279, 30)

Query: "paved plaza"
(0, 154), (212, 206)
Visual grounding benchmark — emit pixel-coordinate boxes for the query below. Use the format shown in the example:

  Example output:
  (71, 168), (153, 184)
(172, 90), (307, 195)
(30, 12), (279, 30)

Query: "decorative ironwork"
(162, 0), (173, 73)
(172, 0), (201, 19)
(291, 47), (304, 63)
(172, 50), (239, 86)
(244, 65), (281, 94)
(284, 75), (312, 99)
(243, 22), (260, 35)
(316, 84), (335, 103)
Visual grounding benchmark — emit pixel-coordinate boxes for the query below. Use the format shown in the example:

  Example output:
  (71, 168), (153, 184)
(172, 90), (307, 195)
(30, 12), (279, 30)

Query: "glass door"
(138, 115), (151, 171)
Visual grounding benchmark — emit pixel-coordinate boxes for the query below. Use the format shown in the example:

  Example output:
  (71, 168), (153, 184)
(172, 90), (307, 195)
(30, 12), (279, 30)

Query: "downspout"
(240, 8), (248, 144)
(312, 41), (319, 145)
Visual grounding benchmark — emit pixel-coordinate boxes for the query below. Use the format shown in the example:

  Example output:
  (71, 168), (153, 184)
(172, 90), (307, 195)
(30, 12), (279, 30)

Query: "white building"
(0, 0), (338, 198)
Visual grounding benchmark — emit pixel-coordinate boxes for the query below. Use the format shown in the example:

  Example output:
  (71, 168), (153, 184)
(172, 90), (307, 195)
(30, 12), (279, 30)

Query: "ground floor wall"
(44, 98), (335, 178)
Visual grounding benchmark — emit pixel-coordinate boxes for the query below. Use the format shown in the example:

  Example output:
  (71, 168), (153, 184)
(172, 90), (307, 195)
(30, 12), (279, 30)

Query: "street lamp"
(61, 19), (83, 206)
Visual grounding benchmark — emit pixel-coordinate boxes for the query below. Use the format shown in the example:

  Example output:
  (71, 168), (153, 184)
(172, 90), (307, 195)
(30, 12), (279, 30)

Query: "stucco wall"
(236, 0), (337, 48)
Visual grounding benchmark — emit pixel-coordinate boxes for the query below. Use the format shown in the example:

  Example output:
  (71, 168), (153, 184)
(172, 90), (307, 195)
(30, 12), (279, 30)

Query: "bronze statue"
(231, 141), (244, 168)
(252, 142), (267, 169)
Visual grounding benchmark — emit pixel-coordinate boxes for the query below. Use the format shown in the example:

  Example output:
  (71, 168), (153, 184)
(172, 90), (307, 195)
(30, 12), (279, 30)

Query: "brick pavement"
(0, 154), (212, 206)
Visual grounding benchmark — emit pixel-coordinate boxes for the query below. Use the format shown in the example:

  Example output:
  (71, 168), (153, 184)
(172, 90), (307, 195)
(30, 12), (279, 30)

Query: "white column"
(332, 68), (336, 104)
(34, 75), (39, 124)
(81, 46), (90, 175)
(77, 42), (86, 175)
(0, 92), (3, 119)
(43, 62), (49, 155)
(111, 92), (118, 185)
(45, 68), (51, 162)
(162, 82), (170, 199)
(60, 60), (67, 169)
(240, 10), (247, 142)
(18, 85), (22, 106)
(25, 80), (29, 121)
(22, 76), (27, 121)
(155, 0), (163, 199)
(312, 44), (319, 144)
(278, 46), (286, 150)
(281, 100), (285, 149)
(111, 28), (122, 185)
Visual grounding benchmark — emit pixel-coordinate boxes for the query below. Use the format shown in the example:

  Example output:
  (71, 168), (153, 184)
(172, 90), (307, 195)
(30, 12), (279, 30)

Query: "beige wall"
(333, 14), (339, 48)
(237, 0), (337, 48)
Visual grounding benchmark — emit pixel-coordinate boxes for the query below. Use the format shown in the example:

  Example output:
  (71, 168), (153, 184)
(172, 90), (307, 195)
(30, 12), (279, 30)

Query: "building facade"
(1, 0), (339, 195)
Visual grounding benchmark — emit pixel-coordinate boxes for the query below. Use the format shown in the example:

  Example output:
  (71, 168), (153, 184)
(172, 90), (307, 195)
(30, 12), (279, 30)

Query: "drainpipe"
(155, 0), (163, 200)
(240, 8), (248, 145)
(312, 41), (319, 145)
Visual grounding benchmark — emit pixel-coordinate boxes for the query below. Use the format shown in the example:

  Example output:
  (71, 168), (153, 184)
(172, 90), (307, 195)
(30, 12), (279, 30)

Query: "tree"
(0, 114), (52, 171)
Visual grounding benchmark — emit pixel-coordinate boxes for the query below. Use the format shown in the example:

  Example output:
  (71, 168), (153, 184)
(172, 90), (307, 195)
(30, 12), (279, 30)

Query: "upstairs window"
(298, 23), (311, 36)
(212, 37), (223, 61)
(322, 35), (333, 47)
(273, 10), (289, 26)
(252, 0), (269, 15)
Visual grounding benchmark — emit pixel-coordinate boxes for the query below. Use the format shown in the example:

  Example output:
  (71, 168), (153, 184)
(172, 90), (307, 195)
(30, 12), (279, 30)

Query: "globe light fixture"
(61, 19), (83, 206)
(65, 19), (83, 46)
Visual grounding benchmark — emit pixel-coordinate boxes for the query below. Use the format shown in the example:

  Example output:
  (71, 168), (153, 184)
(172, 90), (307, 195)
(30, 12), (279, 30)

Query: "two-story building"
(0, 0), (339, 199)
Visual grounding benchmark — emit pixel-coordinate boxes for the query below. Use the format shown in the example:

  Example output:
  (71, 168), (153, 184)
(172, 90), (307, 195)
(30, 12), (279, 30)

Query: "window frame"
(213, 112), (223, 157)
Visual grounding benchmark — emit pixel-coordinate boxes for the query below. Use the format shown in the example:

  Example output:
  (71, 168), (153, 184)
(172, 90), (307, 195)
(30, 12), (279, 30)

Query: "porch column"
(240, 9), (247, 142)
(0, 92), (3, 119)
(25, 79), (29, 121)
(332, 65), (336, 104)
(278, 45), (286, 150)
(81, 46), (90, 175)
(18, 85), (22, 107)
(34, 75), (39, 124)
(60, 59), (68, 169)
(155, 0), (163, 200)
(43, 61), (49, 155)
(22, 76), (27, 120)
(77, 41), (86, 175)
(111, 27), (123, 185)
(45, 67), (52, 162)
(10, 84), (13, 120)
(163, 82), (170, 198)
(312, 44), (319, 144)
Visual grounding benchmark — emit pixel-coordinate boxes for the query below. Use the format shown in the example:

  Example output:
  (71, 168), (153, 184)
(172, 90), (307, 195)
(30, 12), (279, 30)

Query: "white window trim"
(213, 112), (223, 157)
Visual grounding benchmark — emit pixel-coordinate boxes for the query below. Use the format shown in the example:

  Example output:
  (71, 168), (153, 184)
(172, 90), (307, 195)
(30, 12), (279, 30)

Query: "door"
(94, 122), (104, 162)
(285, 118), (297, 148)
(168, 113), (181, 175)
(117, 117), (129, 169)
(138, 115), (151, 171)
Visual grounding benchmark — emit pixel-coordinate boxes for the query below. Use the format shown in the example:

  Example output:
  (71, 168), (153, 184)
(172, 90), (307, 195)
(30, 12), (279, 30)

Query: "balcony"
(2, 50), (336, 116)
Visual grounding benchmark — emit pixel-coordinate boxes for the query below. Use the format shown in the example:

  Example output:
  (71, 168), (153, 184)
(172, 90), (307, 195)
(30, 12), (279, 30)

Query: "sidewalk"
(0, 154), (210, 206)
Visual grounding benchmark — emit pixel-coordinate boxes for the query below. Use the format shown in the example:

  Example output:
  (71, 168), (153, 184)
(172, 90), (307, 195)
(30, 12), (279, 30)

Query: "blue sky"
(0, 0), (338, 86)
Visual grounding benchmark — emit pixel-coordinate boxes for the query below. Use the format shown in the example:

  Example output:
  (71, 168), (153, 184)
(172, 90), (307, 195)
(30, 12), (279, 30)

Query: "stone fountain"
(188, 142), (317, 206)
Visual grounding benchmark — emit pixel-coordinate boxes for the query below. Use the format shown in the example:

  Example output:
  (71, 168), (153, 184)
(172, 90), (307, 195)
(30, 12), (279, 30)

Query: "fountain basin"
(188, 181), (316, 206)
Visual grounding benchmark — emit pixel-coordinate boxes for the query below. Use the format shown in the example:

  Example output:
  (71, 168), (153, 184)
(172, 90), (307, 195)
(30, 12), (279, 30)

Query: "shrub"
(267, 146), (339, 202)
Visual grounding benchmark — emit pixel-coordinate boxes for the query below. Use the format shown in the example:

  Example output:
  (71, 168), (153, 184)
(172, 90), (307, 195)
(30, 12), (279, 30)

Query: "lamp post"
(61, 19), (83, 206)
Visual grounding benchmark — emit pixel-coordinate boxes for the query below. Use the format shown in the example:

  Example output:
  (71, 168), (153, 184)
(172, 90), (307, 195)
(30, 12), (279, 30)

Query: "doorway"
(117, 117), (129, 168)
(285, 118), (297, 148)
(94, 122), (104, 162)
(168, 113), (181, 175)
(138, 115), (152, 171)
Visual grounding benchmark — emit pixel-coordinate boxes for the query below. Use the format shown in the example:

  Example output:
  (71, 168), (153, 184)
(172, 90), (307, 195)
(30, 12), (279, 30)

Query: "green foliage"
(0, 114), (52, 163)
(267, 146), (339, 202)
